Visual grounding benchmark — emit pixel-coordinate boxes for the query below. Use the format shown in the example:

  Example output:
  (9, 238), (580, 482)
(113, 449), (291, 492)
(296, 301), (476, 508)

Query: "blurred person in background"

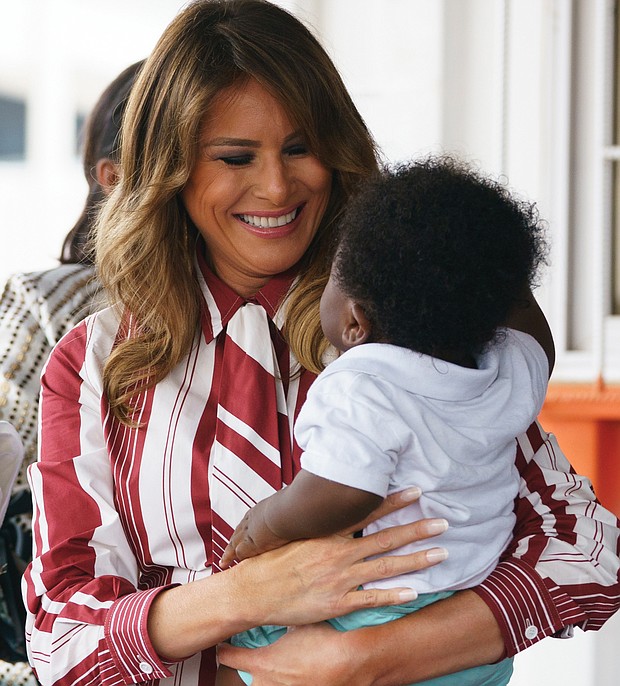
(0, 60), (143, 683)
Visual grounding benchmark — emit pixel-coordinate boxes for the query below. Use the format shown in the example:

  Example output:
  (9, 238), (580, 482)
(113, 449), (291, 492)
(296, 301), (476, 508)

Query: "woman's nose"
(254, 158), (293, 205)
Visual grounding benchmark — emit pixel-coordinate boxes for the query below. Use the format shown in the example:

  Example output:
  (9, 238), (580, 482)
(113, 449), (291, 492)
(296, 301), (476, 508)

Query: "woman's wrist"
(147, 567), (264, 661)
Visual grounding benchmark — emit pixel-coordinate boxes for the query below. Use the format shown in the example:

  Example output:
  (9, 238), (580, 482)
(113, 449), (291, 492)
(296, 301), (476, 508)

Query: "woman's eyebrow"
(203, 131), (303, 147)
(204, 137), (259, 147)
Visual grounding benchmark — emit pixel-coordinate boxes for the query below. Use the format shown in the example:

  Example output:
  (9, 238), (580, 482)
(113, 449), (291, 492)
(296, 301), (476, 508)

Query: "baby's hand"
(220, 511), (259, 568)
(220, 499), (289, 569)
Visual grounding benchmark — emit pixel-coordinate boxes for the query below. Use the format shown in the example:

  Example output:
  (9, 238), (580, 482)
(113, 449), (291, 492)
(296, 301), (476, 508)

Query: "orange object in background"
(538, 380), (620, 518)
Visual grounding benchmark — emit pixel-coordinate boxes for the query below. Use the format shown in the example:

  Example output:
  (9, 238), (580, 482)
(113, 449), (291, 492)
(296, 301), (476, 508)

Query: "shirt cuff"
(104, 586), (177, 684)
(472, 558), (587, 657)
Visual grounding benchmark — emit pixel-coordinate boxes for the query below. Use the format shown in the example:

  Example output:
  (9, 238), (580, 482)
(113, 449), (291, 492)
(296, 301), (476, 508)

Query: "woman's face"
(182, 79), (332, 297)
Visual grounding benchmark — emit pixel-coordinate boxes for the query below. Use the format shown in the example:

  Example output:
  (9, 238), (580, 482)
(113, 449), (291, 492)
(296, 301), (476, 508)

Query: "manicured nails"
(425, 518), (449, 535)
(398, 588), (418, 602)
(425, 547), (449, 563)
(399, 486), (422, 502)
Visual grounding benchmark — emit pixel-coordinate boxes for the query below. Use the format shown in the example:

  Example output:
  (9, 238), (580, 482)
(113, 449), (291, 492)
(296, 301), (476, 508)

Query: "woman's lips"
(236, 206), (303, 237)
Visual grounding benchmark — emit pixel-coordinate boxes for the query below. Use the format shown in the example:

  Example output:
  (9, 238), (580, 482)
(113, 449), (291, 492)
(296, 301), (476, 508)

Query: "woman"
(24, 2), (620, 685)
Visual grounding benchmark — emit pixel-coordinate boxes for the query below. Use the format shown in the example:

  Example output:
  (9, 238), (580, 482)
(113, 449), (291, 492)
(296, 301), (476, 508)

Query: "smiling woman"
(181, 79), (332, 297)
(23, 2), (445, 684)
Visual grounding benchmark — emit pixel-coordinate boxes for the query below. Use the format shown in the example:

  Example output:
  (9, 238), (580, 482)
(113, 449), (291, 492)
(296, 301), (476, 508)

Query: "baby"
(217, 155), (553, 686)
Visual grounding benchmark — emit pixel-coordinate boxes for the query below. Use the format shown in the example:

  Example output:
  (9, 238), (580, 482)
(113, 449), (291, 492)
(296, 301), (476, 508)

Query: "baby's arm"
(220, 470), (382, 567)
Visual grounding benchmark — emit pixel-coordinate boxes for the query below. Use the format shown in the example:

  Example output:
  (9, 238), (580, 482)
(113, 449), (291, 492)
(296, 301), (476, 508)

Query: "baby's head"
(319, 155), (548, 360)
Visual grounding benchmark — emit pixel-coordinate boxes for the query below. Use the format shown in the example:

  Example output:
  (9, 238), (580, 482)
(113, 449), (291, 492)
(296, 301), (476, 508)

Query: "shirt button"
(139, 661), (154, 674)
(525, 625), (538, 640)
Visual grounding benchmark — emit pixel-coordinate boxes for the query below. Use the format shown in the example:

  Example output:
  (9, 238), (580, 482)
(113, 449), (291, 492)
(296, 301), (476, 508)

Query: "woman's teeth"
(239, 209), (298, 228)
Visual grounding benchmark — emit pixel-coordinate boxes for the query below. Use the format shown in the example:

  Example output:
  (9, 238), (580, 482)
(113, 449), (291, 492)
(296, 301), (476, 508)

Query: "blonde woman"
(24, 2), (620, 685)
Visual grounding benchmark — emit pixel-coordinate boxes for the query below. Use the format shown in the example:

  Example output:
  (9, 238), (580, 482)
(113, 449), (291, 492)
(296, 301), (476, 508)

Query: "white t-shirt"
(297, 329), (549, 594)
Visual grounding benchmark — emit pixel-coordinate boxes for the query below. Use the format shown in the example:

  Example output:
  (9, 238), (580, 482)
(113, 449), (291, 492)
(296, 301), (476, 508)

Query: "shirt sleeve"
(297, 374), (401, 497)
(472, 421), (620, 657)
(23, 318), (174, 686)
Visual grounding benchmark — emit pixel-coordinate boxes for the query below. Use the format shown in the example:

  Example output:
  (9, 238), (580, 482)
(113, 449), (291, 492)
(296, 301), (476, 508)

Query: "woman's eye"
(219, 154), (253, 166)
(285, 144), (308, 157)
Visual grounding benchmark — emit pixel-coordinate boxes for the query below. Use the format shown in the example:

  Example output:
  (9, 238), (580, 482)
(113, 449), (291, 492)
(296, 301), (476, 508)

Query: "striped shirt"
(24, 257), (620, 686)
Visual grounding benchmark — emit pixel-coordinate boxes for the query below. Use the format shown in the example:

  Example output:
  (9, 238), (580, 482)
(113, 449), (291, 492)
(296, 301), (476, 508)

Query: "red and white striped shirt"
(24, 257), (620, 686)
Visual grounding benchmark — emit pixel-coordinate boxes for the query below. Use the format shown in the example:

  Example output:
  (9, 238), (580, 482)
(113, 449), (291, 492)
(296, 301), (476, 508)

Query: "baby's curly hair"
(333, 155), (548, 358)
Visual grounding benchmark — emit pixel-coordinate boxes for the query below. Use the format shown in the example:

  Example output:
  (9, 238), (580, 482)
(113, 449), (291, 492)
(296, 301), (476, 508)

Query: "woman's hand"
(231, 487), (447, 628)
(149, 487), (448, 660)
(217, 623), (364, 686)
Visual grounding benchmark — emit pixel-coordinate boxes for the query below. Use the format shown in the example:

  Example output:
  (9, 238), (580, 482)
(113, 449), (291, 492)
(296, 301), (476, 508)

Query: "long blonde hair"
(96, 0), (379, 423)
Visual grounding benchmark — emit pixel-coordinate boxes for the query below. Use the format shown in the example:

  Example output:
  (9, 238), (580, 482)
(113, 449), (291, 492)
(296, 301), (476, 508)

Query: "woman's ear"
(342, 302), (373, 348)
(94, 158), (120, 195)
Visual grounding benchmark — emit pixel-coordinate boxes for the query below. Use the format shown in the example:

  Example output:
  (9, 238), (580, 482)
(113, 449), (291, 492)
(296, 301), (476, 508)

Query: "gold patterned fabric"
(0, 264), (102, 495)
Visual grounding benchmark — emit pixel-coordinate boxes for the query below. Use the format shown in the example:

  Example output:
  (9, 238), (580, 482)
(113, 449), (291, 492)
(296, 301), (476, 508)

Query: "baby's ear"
(342, 302), (372, 348)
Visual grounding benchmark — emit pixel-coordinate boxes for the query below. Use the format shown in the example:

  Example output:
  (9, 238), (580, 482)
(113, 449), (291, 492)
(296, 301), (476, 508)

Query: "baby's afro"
(333, 155), (548, 358)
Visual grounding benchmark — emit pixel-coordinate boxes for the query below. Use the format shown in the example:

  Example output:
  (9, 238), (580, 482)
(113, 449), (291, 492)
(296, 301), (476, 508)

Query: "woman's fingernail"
(426, 547), (449, 563)
(425, 519), (449, 535)
(400, 486), (422, 501)
(398, 588), (418, 602)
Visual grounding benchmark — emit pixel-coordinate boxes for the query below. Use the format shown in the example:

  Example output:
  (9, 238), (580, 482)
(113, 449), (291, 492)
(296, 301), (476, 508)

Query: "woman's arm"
(473, 421), (620, 654)
(221, 470), (381, 566)
(24, 317), (165, 686)
(218, 422), (620, 684)
(218, 591), (504, 686)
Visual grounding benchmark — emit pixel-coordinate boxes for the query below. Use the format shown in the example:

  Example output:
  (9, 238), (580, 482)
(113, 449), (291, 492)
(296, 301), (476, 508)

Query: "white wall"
(316, 0), (444, 164)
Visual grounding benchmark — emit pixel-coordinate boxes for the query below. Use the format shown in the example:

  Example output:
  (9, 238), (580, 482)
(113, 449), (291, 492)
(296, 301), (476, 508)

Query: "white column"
(441, 0), (506, 175)
(316, 0), (444, 163)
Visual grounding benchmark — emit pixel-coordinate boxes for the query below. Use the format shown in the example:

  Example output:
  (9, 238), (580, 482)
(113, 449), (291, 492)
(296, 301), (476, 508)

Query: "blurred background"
(0, 0), (618, 684)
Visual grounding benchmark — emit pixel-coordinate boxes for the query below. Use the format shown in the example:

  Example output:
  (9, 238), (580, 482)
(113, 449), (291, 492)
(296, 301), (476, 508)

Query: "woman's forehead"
(198, 79), (298, 139)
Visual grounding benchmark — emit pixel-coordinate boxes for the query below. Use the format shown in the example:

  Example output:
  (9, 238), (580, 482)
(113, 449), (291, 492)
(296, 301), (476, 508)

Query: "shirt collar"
(195, 241), (298, 343)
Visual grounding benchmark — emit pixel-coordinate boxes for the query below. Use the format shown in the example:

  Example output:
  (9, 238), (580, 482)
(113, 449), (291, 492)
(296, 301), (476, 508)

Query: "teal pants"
(231, 591), (513, 685)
